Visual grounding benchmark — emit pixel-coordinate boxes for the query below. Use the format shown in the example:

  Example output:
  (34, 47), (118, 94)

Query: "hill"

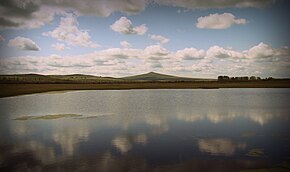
(121, 72), (213, 81)
(0, 74), (123, 83)
(0, 72), (214, 83)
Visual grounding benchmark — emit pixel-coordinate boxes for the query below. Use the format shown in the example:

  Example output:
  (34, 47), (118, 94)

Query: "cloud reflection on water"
(198, 138), (247, 156)
(112, 133), (148, 154)
(176, 110), (286, 125)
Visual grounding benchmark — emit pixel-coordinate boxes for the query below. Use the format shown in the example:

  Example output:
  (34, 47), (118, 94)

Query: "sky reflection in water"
(0, 89), (290, 171)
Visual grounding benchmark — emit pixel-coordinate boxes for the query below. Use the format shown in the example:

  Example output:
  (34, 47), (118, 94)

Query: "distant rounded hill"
(0, 72), (214, 83)
(121, 72), (213, 81)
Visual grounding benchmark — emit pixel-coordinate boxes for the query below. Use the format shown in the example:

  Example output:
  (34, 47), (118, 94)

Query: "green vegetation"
(75, 114), (114, 119)
(13, 114), (82, 120)
(246, 148), (265, 157)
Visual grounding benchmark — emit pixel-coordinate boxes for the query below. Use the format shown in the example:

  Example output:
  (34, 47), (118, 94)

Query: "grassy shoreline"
(1, 80), (290, 98)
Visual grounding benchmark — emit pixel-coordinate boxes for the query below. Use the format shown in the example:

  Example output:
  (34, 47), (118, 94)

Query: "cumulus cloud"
(206, 42), (290, 60)
(176, 48), (206, 60)
(196, 13), (247, 29)
(110, 17), (148, 35)
(144, 44), (170, 57)
(149, 34), (170, 44)
(142, 44), (172, 69)
(44, 13), (99, 48)
(8, 36), (40, 51)
(120, 41), (132, 48)
(207, 46), (244, 58)
(246, 42), (276, 58)
(51, 43), (66, 51)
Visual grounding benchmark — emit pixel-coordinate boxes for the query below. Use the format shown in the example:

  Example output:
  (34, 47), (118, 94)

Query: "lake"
(0, 89), (290, 171)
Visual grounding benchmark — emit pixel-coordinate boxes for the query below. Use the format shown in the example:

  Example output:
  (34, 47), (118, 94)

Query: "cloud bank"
(1, 42), (289, 77)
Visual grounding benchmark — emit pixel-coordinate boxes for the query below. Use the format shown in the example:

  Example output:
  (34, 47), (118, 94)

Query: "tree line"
(218, 76), (274, 81)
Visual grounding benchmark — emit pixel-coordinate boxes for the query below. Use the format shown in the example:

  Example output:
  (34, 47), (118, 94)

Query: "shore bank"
(1, 80), (290, 98)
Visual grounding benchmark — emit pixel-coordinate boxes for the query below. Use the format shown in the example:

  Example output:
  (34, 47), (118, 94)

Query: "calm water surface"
(0, 89), (290, 171)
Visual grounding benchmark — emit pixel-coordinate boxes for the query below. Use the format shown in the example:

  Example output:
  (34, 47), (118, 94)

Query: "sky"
(0, 0), (290, 78)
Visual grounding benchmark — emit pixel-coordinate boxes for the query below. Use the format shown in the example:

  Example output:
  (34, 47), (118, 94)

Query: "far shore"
(1, 80), (290, 98)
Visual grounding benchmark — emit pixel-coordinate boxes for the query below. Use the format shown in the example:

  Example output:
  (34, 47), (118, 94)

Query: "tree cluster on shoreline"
(218, 76), (274, 81)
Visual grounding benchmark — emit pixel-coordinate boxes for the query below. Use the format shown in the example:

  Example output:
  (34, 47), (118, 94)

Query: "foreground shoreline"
(1, 80), (290, 98)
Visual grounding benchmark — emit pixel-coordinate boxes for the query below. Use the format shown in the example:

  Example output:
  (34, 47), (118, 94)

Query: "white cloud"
(144, 44), (170, 57)
(97, 48), (139, 59)
(205, 42), (290, 60)
(206, 46), (244, 58)
(120, 41), (132, 48)
(110, 17), (148, 35)
(8, 36), (40, 51)
(246, 42), (275, 58)
(196, 13), (247, 29)
(149, 34), (170, 44)
(51, 43), (66, 51)
(44, 13), (99, 48)
(176, 48), (205, 60)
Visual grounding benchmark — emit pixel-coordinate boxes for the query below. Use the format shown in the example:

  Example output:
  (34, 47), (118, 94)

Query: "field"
(1, 80), (290, 98)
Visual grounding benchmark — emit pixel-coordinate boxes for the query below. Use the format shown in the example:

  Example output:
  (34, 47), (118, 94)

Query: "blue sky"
(0, 0), (289, 78)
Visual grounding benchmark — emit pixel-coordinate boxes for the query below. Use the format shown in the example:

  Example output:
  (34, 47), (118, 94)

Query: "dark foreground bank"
(1, 80), (290, 98)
